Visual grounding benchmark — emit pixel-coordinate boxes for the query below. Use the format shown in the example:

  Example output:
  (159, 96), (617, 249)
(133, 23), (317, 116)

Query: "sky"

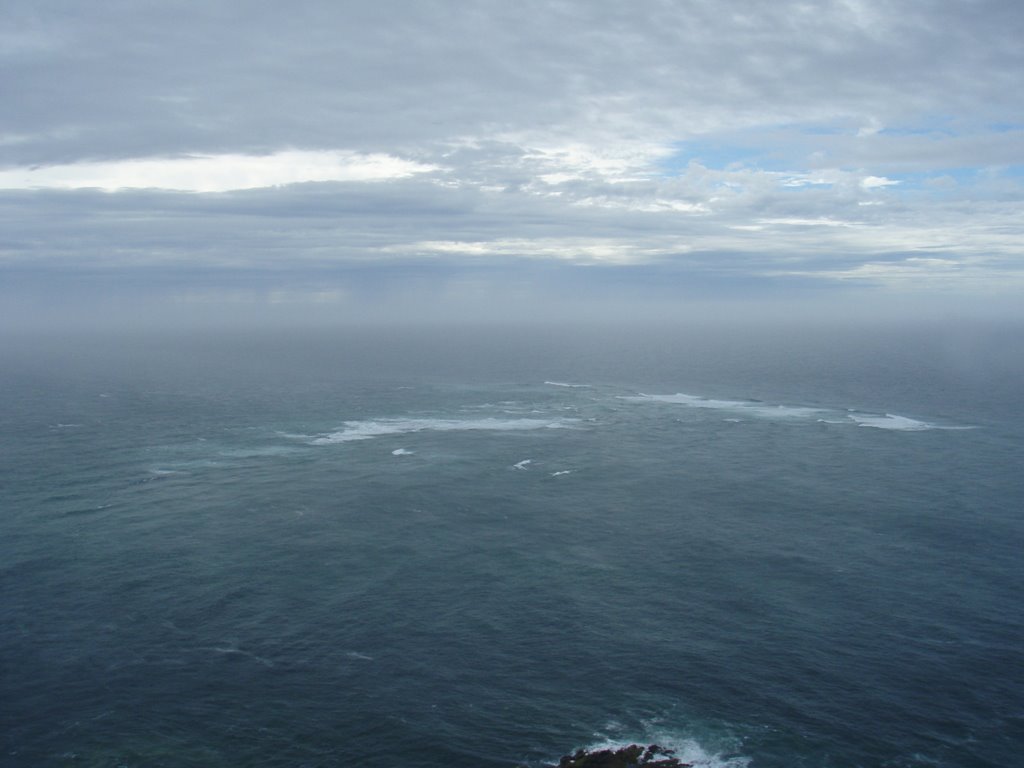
(2, 0), (1023, 329)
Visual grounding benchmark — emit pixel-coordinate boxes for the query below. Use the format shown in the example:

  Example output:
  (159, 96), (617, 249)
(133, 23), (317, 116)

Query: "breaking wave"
(572, 734), (749, 768)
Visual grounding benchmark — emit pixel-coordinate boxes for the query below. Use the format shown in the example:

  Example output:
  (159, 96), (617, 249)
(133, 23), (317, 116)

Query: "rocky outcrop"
(557, 744), (693, 768)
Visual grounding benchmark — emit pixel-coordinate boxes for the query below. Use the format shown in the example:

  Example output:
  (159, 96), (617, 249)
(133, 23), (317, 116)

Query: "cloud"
(0, 150), (437, 192)
(860, 176), (900, 189)
(1, 0), (1023, 326)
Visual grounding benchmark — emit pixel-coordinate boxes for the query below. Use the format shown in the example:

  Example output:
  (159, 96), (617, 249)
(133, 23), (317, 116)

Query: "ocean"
(2, 323), (1022, 767)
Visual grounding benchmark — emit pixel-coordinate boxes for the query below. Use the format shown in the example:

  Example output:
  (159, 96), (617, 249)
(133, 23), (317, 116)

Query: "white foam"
(550, 470), (573, 476)
(744, 404), (822, 419)
(545, 380), (591, 388)
(276, 430), (314, 440)
(848, 413), (937, 431)
(623, 392), (746, 408)
(392, 448), (415, 456)
(513, 459), (531, 470)
(622, 392), (973, 433)
(623, 393), (821, 420)
(311, 416), (576, 445)
(579, 735), (749, 768)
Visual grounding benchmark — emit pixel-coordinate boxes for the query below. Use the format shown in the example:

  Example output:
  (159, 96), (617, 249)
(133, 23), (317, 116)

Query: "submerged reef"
(556, 744), (693, 768)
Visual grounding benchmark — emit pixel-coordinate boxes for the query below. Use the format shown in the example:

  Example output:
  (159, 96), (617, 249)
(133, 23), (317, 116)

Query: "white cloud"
(0, 150), (439, 192)
(388, 238), (681, 265)
(757, 217), (859, 228)
(572, 196), (709, 214)
(516, 138), (676, 183)
(861, 175), (900, 189)
(856, 117), (884, 137)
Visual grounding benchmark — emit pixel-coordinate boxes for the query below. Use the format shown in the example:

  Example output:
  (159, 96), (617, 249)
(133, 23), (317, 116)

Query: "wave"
(513, 459), (531, 470)
(545, 381), (591, 388)
(575, 735), (749, 768)
(551, 470), (573, 476)
(392, 448), (415, 456)
(311, 417), (577, 445)
(622, 393), (821, 419)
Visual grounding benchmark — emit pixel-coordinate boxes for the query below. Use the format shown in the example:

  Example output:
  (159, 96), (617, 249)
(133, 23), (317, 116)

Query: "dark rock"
(555, 743), (692, 768)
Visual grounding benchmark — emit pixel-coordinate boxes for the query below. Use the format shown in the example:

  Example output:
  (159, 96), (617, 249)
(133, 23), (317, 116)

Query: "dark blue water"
(2, 324), (1022, 767)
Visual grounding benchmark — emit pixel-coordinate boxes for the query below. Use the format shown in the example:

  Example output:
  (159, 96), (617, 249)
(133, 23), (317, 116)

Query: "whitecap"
(311, 417), (576, 445)
(550, 470), (573, 476)
(392, 448), (415, 456)
(545, 380), (591, 388)
(513, 459), (531, 470)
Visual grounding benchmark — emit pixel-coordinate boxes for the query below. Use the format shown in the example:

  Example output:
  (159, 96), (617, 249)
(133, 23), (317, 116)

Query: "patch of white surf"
(847, 413), (973, 431)
(622, 393), (821, 420)
(622, 392), (974, 431)
(550, 470), (573, 476)
(311, 416), (577, 445)
(513, 459), (532, 469)
(579, 735), (749, 768)
(545, 380), (591, 388)
(392, 448), (415, 456)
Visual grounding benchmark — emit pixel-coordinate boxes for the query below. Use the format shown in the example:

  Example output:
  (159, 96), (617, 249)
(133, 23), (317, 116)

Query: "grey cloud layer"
(5, 0), (1022, 162)
(2, 0), (1023, 326)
